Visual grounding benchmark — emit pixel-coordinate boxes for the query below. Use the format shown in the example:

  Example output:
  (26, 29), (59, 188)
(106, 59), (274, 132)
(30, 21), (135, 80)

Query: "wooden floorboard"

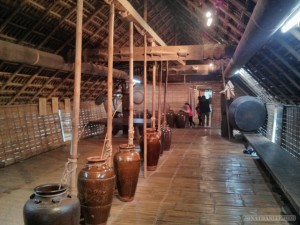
(0, 128), (297, 224)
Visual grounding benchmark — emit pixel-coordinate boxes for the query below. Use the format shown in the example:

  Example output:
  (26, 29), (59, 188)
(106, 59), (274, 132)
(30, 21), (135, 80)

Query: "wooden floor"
(0, 128), (297, 225)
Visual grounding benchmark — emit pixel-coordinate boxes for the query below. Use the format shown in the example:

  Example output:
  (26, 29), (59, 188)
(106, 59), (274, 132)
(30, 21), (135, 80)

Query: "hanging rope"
(128, 127), (134, 145)
(78, 122), (89, 139)
(101, 101), (122, 159)
(59, 158), (77, 189)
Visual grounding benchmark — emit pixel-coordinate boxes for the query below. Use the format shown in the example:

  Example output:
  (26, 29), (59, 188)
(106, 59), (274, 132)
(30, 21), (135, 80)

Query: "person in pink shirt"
(185, 102), (195, 128)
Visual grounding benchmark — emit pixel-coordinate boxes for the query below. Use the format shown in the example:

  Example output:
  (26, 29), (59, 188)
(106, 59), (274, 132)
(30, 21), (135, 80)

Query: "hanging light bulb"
(207, 18), (213, 26)
(206, 11), (212, 18)
(281, 9), (300, 33)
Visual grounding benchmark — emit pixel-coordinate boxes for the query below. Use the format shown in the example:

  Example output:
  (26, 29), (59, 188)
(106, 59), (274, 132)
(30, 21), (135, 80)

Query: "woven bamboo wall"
(0, 104), (63, 167)
(0, 101), (106, 167)
(79, 102), (107, 138)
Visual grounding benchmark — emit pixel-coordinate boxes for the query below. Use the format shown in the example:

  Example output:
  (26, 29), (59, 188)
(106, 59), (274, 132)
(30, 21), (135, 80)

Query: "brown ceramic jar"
(114, 144), (141, 202)
(140, 128), (161, 171)
(77, 156), (115, 225)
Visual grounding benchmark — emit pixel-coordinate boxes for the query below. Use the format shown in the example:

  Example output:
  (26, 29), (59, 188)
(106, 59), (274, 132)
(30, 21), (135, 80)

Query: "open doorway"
(194, 87), (213, 127)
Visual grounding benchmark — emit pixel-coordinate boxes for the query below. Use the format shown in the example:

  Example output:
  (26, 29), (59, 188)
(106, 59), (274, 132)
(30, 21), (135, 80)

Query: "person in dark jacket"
(199, 95), (211, 126)
(195, 102), (201, 126)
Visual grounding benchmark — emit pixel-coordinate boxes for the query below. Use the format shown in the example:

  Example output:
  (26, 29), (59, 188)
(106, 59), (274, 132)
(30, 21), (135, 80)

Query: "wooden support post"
(221, 63), (231, 140)
(52, 97), (59, 114)
(157, 61), (162, 134)
(69, 0), (83, 195)
(163, 61), (168, 128)
(128, 21), (134, 145)
(64, 98), (71, 113)
(143, 34), (148, 178)
(106, 2), (115, 166)
(143, 0), (147, 22)
(151, 40), (156, 129)
(39, 98), (47, 116)
(152, 61), (157, 129)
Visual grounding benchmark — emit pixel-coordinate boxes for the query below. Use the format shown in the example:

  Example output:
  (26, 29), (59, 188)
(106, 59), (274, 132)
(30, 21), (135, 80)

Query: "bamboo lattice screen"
(0, 101), (107, 167)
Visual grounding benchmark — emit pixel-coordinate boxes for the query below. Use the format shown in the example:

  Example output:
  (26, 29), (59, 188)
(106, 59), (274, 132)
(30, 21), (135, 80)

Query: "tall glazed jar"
(162, 125), (172, 151)
(175, 111), (187, 128)
(166, 110), (175, 128)
(78, 156), (115, 225)
(114, 144), (141, 202)
(23, 183), (80, 225)
(140, 128), (161, 171)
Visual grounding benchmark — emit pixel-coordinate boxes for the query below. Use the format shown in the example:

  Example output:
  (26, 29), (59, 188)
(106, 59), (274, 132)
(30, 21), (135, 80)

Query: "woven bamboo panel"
(79, 101), (106, 138)
(0, 101), (107, 167)
(59, 101), (107, 142)
(0, 104), (64, 166)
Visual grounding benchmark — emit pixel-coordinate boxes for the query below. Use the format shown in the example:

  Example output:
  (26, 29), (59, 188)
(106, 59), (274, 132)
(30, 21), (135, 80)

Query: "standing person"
(185, 102), (195, 128)
(195, 103), (201, 126)
(199, 96), (211, 126)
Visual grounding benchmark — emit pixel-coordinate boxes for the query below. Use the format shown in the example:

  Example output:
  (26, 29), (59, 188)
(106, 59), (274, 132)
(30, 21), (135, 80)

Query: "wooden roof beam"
(84, 44), (235, 62)
(252, 56), (298, 97)
(267, 47), (300, 80)
(110, 0), (166, 46)
(104, 0), (185, 65)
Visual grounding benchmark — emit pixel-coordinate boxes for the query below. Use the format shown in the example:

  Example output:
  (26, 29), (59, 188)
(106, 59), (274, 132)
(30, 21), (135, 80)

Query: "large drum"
(228, 96), (267, 132)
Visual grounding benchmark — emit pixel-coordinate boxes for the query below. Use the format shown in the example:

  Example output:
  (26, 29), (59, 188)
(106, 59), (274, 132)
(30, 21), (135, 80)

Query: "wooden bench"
(243, 133), (300, 216)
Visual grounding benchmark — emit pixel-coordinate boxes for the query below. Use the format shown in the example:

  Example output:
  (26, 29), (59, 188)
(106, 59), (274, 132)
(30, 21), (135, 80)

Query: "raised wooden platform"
(0, 129), (295, 225)
(243, 133), (300, 216)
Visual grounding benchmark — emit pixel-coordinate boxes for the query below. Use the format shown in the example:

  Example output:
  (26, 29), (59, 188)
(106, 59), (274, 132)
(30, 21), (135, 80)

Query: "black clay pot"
(23, 183), (80, 225)
(175, 111), (187, 128)
(162, 125), (172, 151)
(166, 110), (175, 128)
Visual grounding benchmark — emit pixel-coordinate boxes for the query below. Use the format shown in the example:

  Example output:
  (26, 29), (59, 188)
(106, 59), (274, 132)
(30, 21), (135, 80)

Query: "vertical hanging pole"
(128, 21), (134, 145)
(143, 0), (148, 178)
(69, 0), (83, 195)
(157, 61), (162, 135)
(221, 63), (231, 140)
(107, 2), (115, 166)
(163, 61), (168, 129)
(151, 41), (157, 129)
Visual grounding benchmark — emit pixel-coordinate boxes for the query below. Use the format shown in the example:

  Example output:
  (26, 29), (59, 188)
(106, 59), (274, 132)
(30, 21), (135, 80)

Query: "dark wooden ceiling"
(0, 0), (299, 105)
